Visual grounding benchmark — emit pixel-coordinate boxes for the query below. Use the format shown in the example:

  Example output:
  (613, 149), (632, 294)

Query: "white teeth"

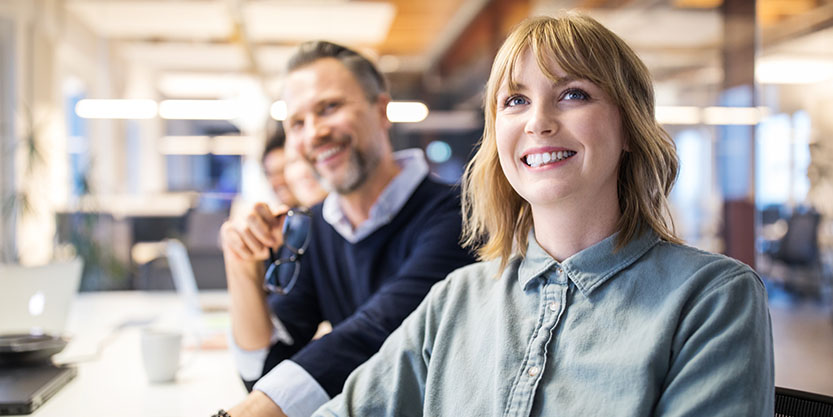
(316, 145), (344, 163)
(524, 150), (576, 167)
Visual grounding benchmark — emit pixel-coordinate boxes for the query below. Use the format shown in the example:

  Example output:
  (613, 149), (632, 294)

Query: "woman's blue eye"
(505, 96), (528, 107)
(563, 88), (589, 101)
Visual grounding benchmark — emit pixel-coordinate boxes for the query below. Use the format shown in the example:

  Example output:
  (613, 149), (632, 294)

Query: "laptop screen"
(0, 259), (83, 336)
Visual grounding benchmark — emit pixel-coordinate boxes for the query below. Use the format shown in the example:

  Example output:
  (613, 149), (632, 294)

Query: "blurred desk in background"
(26, 291), (246, 417)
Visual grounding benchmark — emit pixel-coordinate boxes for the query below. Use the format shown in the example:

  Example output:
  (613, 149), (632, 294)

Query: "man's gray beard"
(314, 145), (380, 195)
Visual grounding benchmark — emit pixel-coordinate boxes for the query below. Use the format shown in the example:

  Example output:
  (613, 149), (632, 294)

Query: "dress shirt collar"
(322, 148), (429, 243)
(518, 228), (660, 295)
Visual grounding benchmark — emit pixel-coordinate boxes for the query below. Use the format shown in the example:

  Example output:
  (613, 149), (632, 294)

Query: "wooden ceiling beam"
(436, 0), (531, 77)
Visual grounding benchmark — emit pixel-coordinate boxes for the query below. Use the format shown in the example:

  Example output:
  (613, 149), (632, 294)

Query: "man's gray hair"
(287, 41), (388, 102)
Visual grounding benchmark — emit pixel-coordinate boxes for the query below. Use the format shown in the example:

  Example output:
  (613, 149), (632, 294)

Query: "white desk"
(26, 291), (247, 417)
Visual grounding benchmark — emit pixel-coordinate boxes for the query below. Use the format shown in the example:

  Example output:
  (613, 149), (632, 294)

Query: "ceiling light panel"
(66, 1), (232, 40)
(256, 46), (299, 75)
(158, 73), (260, 99)
(756, 55), (833, 84)
(587, 8), (721, 49)
(244, 1), (396, 44)
(122, 43), (248, 72)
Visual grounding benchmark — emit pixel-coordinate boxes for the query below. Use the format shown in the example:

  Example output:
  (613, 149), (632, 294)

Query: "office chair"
(776, 386), (833, 417)
(763, 207), (824, 297)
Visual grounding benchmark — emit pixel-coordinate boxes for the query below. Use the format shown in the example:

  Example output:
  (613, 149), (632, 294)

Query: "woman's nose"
(524, 103), (558, 137)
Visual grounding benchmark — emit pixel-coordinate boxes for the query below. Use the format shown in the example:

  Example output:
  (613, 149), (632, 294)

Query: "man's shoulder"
(413, 175), (458, 195)
(395, 178), (462, 228)
(406, 176), (460, 209)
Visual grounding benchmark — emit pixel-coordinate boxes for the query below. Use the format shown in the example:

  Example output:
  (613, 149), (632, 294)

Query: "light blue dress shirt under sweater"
(315, 230), (775, 416)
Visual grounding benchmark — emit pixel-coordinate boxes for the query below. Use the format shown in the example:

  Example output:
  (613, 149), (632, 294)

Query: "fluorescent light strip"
(656, 106), (767, 125)
(75, 99), (157, 119)
(702, 107), (763, 125)
(655, 106), (701, 125)
(756, 58), (833, 84)
(270, 101), (287, 121)
(159, 136), (210, 155)
(386, 101), (429, 123)
(270, 100), (430, 123)
(212, 136), (256, 155)
(160, 135), (255, 155)
(159, 100), (239, 120)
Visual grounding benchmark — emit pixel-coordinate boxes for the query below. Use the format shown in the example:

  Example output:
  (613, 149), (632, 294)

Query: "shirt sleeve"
(313, 278), (451, 417)
(253, 360), (331, 417)
(227, 316), (294, 382)
(290, 193), (474, 397)
(654, 268), (775, 416)
(227, 333), (270, 382)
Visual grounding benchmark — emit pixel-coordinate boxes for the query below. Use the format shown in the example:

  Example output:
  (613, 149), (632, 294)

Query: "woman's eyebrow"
(551, 75), (580, 87)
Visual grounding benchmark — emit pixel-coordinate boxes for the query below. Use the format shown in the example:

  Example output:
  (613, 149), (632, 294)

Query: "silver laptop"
(0, 259), (83, 336)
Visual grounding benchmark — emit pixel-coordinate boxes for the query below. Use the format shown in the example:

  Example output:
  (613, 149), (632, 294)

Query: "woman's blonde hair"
(461, 12), (681, 269)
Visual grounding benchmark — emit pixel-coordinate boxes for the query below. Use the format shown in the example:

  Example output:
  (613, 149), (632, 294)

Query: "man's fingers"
(223, 228), (254, 260)
(241, 228), (270, 260)
(246, 210), (280, 247)
(254, 203), (284, 229)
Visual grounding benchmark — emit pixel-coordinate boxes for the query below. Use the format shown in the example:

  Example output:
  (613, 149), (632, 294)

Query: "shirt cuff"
(227, 330), (271, 381)
(253, 360), (331, 417)
(227, 313), (295, 381)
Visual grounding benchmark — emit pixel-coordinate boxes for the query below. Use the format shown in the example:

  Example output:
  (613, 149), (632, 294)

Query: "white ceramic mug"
(140, 328), (183, 383)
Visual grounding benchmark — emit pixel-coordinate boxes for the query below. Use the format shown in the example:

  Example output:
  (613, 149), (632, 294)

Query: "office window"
(755, 111), (810, 208)
(63, 78), (89, 197)
(670, 129), (715, 246)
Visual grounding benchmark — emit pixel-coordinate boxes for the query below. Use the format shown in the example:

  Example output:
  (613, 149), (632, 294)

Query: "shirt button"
(528, 366), (540, 377)
(554, 267), (562, 275)
(548, 302), (559, 312)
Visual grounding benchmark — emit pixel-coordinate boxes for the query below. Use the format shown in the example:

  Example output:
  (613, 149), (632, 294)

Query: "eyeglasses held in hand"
(264, 208), (312, 295)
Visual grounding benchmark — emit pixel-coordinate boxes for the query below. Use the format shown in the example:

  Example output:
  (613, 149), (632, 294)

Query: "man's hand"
(221, 203), (288, 279)
(221, 203), (289, 350)
(228, 390), (288, 417)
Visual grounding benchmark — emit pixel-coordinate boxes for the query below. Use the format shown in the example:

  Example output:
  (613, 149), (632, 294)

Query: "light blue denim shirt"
(315, 230), (774, 416)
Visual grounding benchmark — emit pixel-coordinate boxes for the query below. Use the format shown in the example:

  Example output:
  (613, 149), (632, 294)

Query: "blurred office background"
(0, 0), (831, 393)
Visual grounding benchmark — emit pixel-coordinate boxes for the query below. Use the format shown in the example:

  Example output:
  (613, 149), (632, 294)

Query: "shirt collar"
(518, 228), (660, 295)
(322, 148), (429, 243)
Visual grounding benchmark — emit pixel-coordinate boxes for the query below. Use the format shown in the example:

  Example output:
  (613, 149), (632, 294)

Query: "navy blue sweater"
(253, 177), (476, 397)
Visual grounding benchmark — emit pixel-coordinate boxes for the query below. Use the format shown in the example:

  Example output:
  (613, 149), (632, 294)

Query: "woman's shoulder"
(649, 240), (763, 289)
(433, 257), (514, 298)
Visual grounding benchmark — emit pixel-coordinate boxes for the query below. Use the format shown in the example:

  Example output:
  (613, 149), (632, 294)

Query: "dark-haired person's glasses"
(264, 208), (312, 294)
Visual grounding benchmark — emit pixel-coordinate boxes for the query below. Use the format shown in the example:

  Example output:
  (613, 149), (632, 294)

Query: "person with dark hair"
(314, 13), (774, 416)
(283, 143), (328, 208)
(262, 127), (300, 208)
(217, 40), (475, 417)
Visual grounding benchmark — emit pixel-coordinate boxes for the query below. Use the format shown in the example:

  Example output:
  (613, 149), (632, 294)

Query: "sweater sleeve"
(290, 194), (474, 397)
(239, 260), (323, 389)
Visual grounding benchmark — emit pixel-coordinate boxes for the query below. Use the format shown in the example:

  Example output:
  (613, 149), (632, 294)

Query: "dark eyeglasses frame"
(264, 207), (312, 295)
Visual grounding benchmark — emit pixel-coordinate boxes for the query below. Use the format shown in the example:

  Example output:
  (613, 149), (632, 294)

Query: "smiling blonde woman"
(314, 12), (774, 417)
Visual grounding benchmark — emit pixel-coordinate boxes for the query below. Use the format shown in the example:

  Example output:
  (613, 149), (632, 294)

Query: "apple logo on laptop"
(29, 291), (46, 317)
